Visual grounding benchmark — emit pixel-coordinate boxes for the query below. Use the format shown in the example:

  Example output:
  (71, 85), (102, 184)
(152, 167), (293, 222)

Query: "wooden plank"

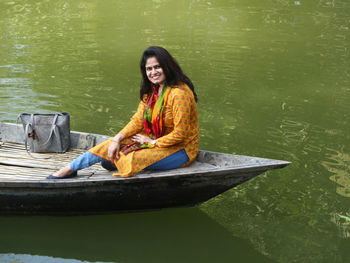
(0, 165), (103, 180)
(0, 141), (109, 181)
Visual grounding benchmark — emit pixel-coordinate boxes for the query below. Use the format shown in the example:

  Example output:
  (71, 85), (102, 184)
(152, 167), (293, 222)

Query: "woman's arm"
(108, 100), (146, 161)
(119, 100), (146, 138)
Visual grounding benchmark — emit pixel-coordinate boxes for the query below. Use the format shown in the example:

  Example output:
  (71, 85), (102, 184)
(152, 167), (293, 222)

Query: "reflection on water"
(322, 148), (350, 198)
(202, 183), (349, 262)
(331, 213), (350, 240)
(1, 0), (350, 262)
(0, 254), (112, 263)
(0, 208), (274, 263)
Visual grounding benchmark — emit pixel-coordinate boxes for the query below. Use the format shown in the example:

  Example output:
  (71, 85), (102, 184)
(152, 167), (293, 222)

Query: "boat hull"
(0, 170), (266, 214)
(0, 122), (290, 214)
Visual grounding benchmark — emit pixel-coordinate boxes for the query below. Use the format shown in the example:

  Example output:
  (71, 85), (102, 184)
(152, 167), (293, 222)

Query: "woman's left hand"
(131, 134), (152, 145)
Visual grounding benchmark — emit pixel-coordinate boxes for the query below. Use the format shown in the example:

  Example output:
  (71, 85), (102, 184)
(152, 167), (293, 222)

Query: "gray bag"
(17, 113), (71, 156)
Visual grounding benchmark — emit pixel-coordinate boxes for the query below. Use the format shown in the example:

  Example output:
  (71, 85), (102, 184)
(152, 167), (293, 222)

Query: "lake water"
(1, 0), (349, 262)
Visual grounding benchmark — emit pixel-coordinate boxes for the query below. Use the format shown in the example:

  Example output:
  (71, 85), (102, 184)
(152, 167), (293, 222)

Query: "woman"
(47, 46), (199, 179)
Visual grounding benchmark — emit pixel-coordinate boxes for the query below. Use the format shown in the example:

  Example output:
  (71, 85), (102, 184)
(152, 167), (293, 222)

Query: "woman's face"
(145, 56), (166, 86)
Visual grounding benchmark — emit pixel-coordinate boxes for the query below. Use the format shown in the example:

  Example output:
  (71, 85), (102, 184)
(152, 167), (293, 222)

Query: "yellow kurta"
(89, 83), (199, 177)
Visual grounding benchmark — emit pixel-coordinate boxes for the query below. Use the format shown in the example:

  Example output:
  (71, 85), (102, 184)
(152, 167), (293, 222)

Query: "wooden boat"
(0, 122), (290, 214)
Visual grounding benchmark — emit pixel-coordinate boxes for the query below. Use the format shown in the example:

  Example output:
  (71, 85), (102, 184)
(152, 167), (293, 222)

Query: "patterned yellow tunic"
(89, 83), (199, 177)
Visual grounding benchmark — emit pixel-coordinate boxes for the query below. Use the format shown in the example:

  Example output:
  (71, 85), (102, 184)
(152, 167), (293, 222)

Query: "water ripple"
(321, 147), (350, 198)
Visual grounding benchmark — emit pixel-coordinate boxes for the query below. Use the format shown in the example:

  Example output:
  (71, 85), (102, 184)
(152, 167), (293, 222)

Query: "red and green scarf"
(143, 85), (170, 139)
(120, 85), (170, 154)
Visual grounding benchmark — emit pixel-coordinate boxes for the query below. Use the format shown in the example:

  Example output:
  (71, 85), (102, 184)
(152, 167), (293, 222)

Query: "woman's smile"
(145, 56), (166, 86)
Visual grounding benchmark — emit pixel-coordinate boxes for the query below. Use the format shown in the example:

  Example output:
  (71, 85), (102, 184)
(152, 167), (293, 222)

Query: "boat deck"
(0, 141), (220, 182)
(0, 141), (111, 181)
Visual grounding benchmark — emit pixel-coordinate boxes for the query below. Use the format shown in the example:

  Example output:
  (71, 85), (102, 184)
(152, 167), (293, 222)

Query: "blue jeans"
(70, 149), (189, 172)
(144, 149), (189, 170)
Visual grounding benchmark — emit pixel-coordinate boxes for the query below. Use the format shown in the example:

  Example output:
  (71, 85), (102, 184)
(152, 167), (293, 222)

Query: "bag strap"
(16, 114), (32, 155)
(29, 114), (54, 159)
(40, 114), (60, 146)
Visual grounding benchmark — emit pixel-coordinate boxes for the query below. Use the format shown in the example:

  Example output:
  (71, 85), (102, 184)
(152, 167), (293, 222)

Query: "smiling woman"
(48, 46), (199, 179)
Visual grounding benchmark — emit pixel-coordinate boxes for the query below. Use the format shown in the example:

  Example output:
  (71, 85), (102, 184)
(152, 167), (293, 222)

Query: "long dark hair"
(139, 46), (197, 102)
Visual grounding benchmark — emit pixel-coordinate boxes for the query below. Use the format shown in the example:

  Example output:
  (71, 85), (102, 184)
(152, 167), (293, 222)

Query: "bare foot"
(52, 166), (74, 178)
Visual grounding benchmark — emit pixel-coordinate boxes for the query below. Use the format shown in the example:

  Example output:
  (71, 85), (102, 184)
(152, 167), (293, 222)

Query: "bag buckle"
(28, 130), (37, 140)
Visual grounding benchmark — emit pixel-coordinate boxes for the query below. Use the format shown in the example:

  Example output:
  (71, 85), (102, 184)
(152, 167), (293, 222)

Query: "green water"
(1, 0), (349, 262)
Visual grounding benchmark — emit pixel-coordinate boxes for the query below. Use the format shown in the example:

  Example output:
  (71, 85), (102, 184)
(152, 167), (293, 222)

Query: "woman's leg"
(70, 152), (104, 171)
(49, 152), (104, 178)
(101, 159), (118, 171)
(144, 149), (189, 171)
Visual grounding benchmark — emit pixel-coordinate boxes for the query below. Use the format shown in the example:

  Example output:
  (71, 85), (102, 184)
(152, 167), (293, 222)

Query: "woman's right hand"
(108, 133), (125, 162)
(108, 140), (120, 162)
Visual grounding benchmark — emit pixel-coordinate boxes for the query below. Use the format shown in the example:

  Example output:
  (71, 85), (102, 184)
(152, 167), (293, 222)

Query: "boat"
(0, 122), (290, 214)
